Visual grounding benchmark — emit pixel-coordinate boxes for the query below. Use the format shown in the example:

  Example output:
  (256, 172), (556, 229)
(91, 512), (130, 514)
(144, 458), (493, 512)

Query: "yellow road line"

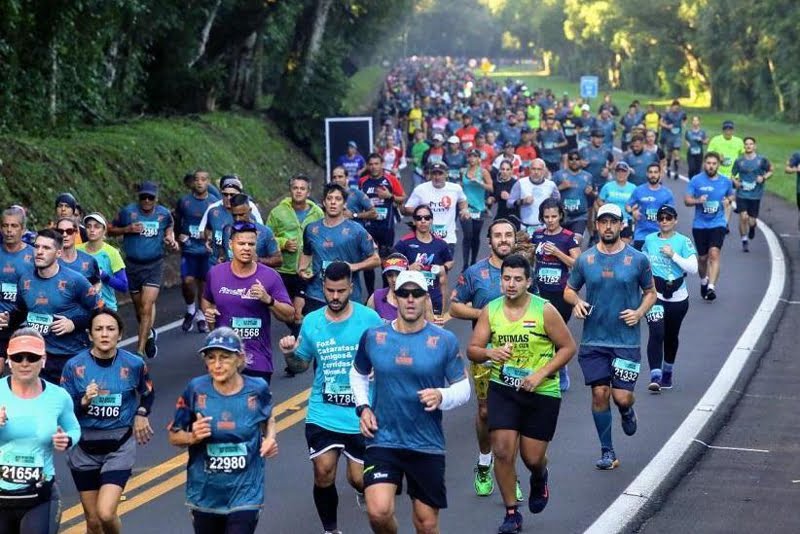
(60, 388), (310, 526)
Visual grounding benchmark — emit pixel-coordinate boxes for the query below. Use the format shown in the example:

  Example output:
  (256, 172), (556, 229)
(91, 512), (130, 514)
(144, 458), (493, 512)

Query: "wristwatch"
(356, 404), (371, 417)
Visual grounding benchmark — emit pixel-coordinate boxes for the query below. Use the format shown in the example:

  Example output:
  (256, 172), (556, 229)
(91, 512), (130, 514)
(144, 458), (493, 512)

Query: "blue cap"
(347, 140), (358, 148)
(722, 120), (734, 130)
(199, 328), (243, 354)
(138, 181), (159, 196)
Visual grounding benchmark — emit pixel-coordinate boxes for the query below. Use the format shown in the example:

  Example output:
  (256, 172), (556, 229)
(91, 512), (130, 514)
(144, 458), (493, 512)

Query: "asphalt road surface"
(53, 174), (773, 534)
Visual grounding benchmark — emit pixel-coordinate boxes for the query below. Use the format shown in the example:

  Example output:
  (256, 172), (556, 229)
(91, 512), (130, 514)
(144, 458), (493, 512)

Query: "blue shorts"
(578, 345), (641, 391)
(181, 254), (210, 281)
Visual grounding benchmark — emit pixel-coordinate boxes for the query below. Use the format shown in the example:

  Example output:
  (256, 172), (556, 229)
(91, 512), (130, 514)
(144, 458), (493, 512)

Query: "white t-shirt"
(507, 177), (560, 228)
(405, 181), (467, 244)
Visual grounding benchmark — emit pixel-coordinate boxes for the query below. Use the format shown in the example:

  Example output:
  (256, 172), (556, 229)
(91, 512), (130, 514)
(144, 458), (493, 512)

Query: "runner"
(643, 129), (668, 175)
(597, 162), (637, 243)
(641, 205), (697, 392)
(331, 167), (378, 222)
(685, 116), (708, 179)
(643, 104), (661, 137)
(622, 136), (661, 186)
(55, 217), (101, 287)
(492, 142), (523, 178)
(731, 137), (773, 252)
(53, 193), (88, 244)
(201, 179), (240, 267)
(467, 254), (576, 534)
(300, 183), (381, 313)
(202, 221), (294, 384)
(279, 262), (384, 534)
(350, 270), (470, 534)
(108, 181), (178, 358)
(379, 136), (403, 175)
(530, 199), (581, 391)
(552, 149), (593, 243)
(169, 328), (278, 534)
(266, 174), (324, 338)
(338, 141), (367, 189)
(579, 130), (614, 243)
(60, 308), (155, 534)
(366, 254), (424, 323)
(626, 163), (675, 250)
(489, 161), (518, 222)
(593, 109), (616, 152)
(224, 194), (282, 267)
(404, 161), (470, 257)
(514, 127), (538, 165)
(563, 203), (656, 470)
(0, 328), (81, 534)
(444, 136), (468, 183)
(461, 150), (494, 267)
(17, 229), (101, 383)
(537, 114), (568, 173)
(421, 133), (447, 171)
(784, 151), (800, 228)
(450, 218), (520, 500)
(619, 104), (642, 152)
(198, 175), (263, 234)
(659, 100), (687, 180)
(685, 152), (735, 301)
(0, 207), (34, 373)
(508, 159), (560, 235)
(175, 169), (217, 334)
(707, 121), (744, 229)
(78, 213), (128, 312)
(394, 205), (454, 317)
(410, 130), (431, 188)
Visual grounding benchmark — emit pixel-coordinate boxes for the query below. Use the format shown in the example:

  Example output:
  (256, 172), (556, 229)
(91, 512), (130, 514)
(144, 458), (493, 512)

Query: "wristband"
(137, 406), (149, 417)
(355, 404), (371, 417)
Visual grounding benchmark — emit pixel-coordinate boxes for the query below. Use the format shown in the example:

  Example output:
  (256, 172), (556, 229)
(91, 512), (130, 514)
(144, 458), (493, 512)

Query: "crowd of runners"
(0, 55), (797, 534)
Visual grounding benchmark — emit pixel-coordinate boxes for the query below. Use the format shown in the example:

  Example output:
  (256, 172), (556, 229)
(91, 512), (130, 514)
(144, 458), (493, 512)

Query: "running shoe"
(748, 225), (756, 240)
(621, 406), (637, 436)
(648, 378), (661, 393)
(700, 283), (708, 299)
(706, 288), (717, 301)
(596, 449), (619, 470)
(196, 318), (209, 333)
(498, 510), (523, 534)
(144, 328), (158, 359)
(181, 312), (194, 333)
(474, 462), (494, 496)
(661, 371), (673, 389)
(515, 479), (523, 502)
(528, 468), (549, 514)
(742, 240), (750, 253)
(323, 530), (342, 534)
(559, 365), (570, 392)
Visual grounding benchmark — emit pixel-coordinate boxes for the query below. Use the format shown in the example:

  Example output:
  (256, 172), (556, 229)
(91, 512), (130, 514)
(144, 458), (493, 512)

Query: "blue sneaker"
(498, 510), (523, 533)
(528, 468), (549, 514)
(648, 369), (662, 393)
(559, 366), (570, 392)
(661, 371), (673, 389)
(620, 406), (637, 436)
(595, 449), (619, 470)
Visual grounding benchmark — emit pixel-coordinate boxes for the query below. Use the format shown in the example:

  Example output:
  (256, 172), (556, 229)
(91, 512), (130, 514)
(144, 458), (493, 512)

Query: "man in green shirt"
(410, 129), (430, 187)
(707, 120), (744, 229)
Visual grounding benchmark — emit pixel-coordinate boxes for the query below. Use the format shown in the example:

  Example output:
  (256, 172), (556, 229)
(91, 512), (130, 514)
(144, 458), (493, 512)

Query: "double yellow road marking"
(59, 388), (311, 533)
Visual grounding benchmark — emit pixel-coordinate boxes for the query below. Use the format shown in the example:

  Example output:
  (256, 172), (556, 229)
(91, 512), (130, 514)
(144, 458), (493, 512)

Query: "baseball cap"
(347, 140), (358, 148)
(596, 204), (623, 220)
(428, 161), (449, 173)
(581, 104), (591, 112)
(615, 161), (632, 173)
(7, 335), (46, 357)
(220, 175), (243, 192)
(382, 253), (409, 274)
(55, 193), (77, 209)
(432, 132), (445, 142)
(722, 120), (735, 130)
(394, 270), (428, 292)
(138, 181), (158, 196)
(657, 204), (678, 218)
(590, 129), (604, 137)
(198, 328), (243, 355)
(447, 135), (460, 144)
(83, 212), (107, 228)
(503, 141), (515, 148)
(468, 148), (481, 158)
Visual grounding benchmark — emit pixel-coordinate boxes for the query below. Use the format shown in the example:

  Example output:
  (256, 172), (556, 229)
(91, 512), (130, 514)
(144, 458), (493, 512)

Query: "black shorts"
(487, 382), (561, 441)
(363, 447), (447, 510)
(305, 423), (365, 463)
(126, 258), (164, 292)
(279, 272), (306, 301)
(563, 218), (587, 237)
(692, 227), (726, 256)
(365, 226), (394, 258)
(620, 225), (633, 239)
(735, 197), (761, 218)
(191, 509), (260, 534)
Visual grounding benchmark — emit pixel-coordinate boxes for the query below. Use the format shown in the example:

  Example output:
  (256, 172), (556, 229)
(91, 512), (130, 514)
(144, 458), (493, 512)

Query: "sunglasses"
(9, 353), (43, 364)
(413, 215), (433, 221)
(231, 221), (257, 232)
(57, 228), (77, 235)
(139, 194), (156, 201)
(395, 287), (427, 299)
(657, 215), (675, 221)
(222, 192), (237, 197)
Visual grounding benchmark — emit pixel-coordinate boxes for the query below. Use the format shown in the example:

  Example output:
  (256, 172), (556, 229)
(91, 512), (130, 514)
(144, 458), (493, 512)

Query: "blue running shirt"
(0, 244), (33, 314)
(112, 204), (173, 263)
(452, 258), (502, 316)
(686, 173), (734, 229)
(552, 169), (593, 220)
(176, 193), (215, 257)
(59, 250), (101, 285)
(627, 185), (675, 241)
(599, 181), (637, 223)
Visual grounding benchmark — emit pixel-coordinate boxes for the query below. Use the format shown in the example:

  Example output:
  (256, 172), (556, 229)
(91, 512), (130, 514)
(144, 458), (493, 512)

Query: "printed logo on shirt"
(196, 393), (207, 410)
(35, 295), (48, 305)
(120, 367), (129, 380)
(3, 264), (13, 274)
(247, 394), (258, 411)
(602, 268), (614, 278)
(81, 262), (89, 271)
(217, 411), (236, 430)
(75, 366), (85, 379)
(426, 336), (440, 348)
(395, 349), (413, 366)
(624, 255), (633, 266)
(480, 269), (489, 279)
(323, 239), (334, 249)
(375, 331), (387, 345)
(342, 227), (350, 236)
(523, 320), (537, 329)
(586, 254), (595, 265)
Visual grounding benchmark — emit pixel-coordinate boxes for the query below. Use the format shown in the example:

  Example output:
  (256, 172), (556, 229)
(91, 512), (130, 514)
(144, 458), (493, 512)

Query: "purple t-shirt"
(203, 262), (291, 373)
(372, 287), (398, 322)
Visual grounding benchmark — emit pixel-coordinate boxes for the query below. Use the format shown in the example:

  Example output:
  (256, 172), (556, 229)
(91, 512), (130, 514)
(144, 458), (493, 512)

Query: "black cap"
(657, 204), (678, 218)
(722, 120), (734, 130)
(591, 129), (605, 137)
(427, 161), (449, 173)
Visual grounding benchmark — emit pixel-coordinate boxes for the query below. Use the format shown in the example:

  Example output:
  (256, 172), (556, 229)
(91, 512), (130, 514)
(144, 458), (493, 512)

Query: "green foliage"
(343, 65), (388, 115)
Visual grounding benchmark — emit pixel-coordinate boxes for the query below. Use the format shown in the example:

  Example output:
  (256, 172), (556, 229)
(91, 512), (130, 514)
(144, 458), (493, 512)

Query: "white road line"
(118, 319), (183, 349)
(692, 439), (770, 453)
(586, 173), (787, 533)
(778, 298), (800, 304)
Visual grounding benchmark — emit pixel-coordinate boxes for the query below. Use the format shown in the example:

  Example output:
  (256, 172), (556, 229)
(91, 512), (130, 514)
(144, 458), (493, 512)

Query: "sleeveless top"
(373, 287), (398, 322)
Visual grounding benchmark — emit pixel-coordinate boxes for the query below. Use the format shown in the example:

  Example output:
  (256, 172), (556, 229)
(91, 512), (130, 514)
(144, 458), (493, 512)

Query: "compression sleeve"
(107, 269), (129, 293)
(671, 252), (698, 275)
(436, 377), (471, 411)
(349, 365), (371, 407)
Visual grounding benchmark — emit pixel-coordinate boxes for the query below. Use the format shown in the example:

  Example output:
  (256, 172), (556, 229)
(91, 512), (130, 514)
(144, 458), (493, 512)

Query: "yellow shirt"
(644, 112), (660, 133)
(408, 108), (423, 134)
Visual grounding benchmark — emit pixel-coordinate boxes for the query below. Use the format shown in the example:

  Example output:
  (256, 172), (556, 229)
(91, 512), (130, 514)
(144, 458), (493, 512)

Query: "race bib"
(26, 312), (53, 335)
(1, 282), (17, 301)
(564, 127), (575, 137)
(543, 141), (555, 150)
(702, 201), (720, 214)
(499, 364), (529, 389)
(722, 157), (732, 167)
(624, 132), (632, 142)
(645, 208), (658, 222)
(0, 449), (43, 485)
(448, 169), (461, 181)
(537, 267), (562, 285)
(88, 394), (122, 419)
(323, 381), (355, 407)
(612, 358), (640, 383)
(188, 225), (200, 239)
(469, 208), (482, 220)
(214, 230), (223, 246)
(205, 443), (248, 473)
(690, 146), (702, 155)
(564, 198), (581, 212)
(140, 221), (159, 238)
(645, 304), (665, 323)
(232, 317), (262, 340)
(432, 224), (447, 239)
(671, 127), (680, 135)
(741, 181), (756, 191)
(422, 269), (437, 288)
(375, 207), (388, 221)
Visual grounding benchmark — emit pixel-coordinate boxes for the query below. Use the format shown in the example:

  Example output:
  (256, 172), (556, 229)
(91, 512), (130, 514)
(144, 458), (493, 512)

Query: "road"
(53, 175), (773, 534)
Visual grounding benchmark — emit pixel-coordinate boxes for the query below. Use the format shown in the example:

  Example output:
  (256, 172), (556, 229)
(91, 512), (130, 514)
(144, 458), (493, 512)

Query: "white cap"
(447, 135), (461, 144)
(581, 104), (591, 112)
(596, 204), (623, 220)
(83, 212), (107, 227)
(432, 132), (445, 142)
(394, 271), (429, 292)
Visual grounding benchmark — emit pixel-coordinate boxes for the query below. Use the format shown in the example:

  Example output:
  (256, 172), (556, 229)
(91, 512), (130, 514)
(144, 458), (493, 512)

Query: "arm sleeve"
(352, 330), (373, 375)
(137, 362), (155, 414)
(250, 202), (264, 225)
(197, 205), (212, 234)
(507, 181), (521, 208)
(107, 269), (129, 293)
(671, 252), (698, 275)
(437, 375), (471, 411)
(87, 257), (101, 285)
(350, 365), (371, 407)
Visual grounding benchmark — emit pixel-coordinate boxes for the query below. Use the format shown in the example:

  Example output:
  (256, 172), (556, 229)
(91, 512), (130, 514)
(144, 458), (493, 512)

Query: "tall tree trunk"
(188, 0), (222, 68)
(49, 41), (58, 126)
(301, 0), (334, 87)
(766, 57), (785, 113)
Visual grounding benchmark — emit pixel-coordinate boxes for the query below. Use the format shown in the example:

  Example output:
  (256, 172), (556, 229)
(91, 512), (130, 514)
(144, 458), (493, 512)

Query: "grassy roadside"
(343, 65), (387, 115)
(487, 68), (800, 204)
(0, 112), (321, 227)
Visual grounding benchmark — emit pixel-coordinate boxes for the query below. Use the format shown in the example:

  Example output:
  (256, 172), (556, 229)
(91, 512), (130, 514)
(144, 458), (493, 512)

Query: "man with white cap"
(350, 269), (470, 534)
(422, 132), (447, 172)
(78, 213), (128, 311)
(444, 135), (467, 182)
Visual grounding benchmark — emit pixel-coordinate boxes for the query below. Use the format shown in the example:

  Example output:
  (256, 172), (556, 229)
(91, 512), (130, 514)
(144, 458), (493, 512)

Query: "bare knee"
(591, 385), (611, 410)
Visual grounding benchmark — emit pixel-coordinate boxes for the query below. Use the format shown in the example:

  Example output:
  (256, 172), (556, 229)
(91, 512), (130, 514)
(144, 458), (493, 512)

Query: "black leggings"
(0, 484), (61, 534)
(646, 298), (690, 371)
(192, 509), (260, 534)
(687, 152), (703, 179)
(538, 289), (572, 324)
(460, 216), (485, 268)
